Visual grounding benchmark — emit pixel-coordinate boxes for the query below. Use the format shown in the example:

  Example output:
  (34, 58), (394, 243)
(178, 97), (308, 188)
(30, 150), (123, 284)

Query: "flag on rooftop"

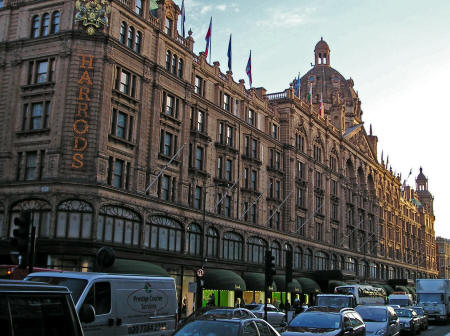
(294, 73), (301, 97)
(180, 0), (185, 38)
(246, 50), (252, 87)
(204, 17), (212, 59)
(319, 93), (324, 117)
(227, 34), (232, 72)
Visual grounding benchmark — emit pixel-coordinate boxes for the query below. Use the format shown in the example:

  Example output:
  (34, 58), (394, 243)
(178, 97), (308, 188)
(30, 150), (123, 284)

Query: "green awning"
(273, 275), (302, 293)
(103, 259), (169, 276)
(296, 277), (321, 294)
(328, 280), (346, 292)
(395, 285), (409, 293)
(204, 269), (246, 291)
(242, 272), (277, 292)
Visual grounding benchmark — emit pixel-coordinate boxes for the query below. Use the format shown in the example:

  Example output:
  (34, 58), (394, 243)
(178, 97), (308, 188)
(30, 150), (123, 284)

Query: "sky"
(177, 0), (450, 238)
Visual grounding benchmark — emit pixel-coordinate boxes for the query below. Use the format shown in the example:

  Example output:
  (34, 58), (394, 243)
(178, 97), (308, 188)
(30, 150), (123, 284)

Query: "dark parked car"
(394, 308), (420, 335)
(411, 307), (428, 330)
(245, 303), (286, 328)
(282, 306), (366, 336)
(174, 317), (281, 336)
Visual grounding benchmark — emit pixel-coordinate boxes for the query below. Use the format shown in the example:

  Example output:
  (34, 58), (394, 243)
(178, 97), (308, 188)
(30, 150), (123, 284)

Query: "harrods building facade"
(0, 0), (437, 305)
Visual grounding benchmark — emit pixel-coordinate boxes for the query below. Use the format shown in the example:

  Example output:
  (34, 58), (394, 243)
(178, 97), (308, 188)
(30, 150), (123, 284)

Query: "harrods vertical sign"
(72, 55), (94, 168)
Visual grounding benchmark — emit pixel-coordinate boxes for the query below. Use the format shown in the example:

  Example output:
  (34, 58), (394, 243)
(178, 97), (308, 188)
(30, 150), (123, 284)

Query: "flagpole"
(209, 17), (212, 64)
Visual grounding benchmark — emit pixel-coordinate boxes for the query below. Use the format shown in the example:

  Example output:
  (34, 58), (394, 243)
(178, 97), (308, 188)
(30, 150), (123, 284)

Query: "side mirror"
(79, 303), (96, 323)
(344, 326), (354, 333)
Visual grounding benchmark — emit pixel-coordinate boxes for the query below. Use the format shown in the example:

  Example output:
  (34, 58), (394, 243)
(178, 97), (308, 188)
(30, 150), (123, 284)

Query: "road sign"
(197, 268), (204, 277)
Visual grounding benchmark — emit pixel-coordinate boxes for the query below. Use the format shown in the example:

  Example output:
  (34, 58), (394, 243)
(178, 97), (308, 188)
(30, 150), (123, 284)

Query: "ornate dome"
(314, 37), (330, 53)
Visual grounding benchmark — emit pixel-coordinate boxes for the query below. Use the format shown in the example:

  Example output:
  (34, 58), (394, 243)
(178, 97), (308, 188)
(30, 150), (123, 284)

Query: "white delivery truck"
(416, 278), (450, 321)
(25, 271), (178, 336)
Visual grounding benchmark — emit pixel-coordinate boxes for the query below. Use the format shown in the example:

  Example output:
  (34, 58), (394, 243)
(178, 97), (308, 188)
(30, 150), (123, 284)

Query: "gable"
(346, 127), (376, 161)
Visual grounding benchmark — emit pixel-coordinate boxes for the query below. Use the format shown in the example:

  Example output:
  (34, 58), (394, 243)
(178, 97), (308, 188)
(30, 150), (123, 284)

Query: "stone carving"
(75, 0), (111, 35)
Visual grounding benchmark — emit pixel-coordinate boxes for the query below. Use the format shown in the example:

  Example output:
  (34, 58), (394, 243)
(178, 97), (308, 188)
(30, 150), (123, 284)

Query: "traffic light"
(11, 211), (31, 268)
(285, 250), (293, 285)
(265, 250), (276, 288)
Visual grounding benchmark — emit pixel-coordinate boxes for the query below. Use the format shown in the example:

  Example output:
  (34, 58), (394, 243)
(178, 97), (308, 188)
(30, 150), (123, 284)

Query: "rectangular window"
(275, 151), (280, 169)
(23, 102), (51, 130)
(161, 131), (173, 156)
(111, 109), (133, 141)
(297, 161), (305, 179)
(314, 145), (322, 162)
(25, 151), (37, 180)
(218, 122), (224, 144)
(224, 195), (232, 217)
(194, 186), (202, 209)
(297, 216), (305, 236)
(164, 17), (172, 35)
(250, 203), (257, 224)
(275, 180), (281, 199)
(296, 134), (305, 152)
(244, 136), (250, 156)
(160, 175), (170, 200)
(332, 227), (338, 245)
(250, 170), (257, 190)
(120, 70), (130, 95)
(197, 111), (204, 132)
(217, 156), (223, 179)
(195, 76), (203, 95)
(316, 195), (323, 214)
(271, 123), (278, 139)
(36, 60), (49, 83)
(248, 109), (255, 126)
(244, 168), (249, 188)
(297, 188), (305, 208)
(225, 159), (232, 181)
(330, 156), (337, 171)
(195, 146), (203, 170)
(315, 171), (322, 189)
(331, 180), (337, 195)
(274, 211), (280, 230)
(112, 159), (124, 188)
(28, 59), (55, 84)
(226, 125), (233, 146)
(268, 178), (274, 198)
(316, 222), (323, 241)
(251, 139), (257, 158)
(332, 202), (339, 220)
(165, 95), (175, 116)
(223, 93), (230, 111)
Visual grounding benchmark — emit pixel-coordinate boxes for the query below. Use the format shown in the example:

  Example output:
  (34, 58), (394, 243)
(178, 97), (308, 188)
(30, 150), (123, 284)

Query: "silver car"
(355, 305), (400, 336)
(245, 304), (286, 328)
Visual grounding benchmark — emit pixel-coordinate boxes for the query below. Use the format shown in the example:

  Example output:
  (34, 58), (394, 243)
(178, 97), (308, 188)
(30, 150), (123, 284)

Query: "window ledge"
(21, 82), (55, 91)
(112, 89), (139, 105)
(214, 142), (238, 154)
(190, 129), (211, 141)
(241, 155), (262, 165)
(160, 112), (181, 125)
(267, 166), (284, 175)
(16, 128), (50, 136)
(108, 134), (136, 148)
(158, 153), (181, 165)
(188, 167), (210, 178)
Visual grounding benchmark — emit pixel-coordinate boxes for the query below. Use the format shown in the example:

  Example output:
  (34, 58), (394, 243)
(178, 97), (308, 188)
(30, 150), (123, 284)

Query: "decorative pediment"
(347, 128), (375, 160)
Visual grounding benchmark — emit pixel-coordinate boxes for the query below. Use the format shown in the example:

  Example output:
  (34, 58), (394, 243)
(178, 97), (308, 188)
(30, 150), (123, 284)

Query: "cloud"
(200, 5), (212, 14)
(256, 7), (316, 28)
(216, 4), (226, 11)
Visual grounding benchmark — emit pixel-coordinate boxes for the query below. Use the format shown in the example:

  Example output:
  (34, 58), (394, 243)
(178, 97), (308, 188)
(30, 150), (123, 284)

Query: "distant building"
(436, 237), (450, 278)
(0, 0), (437, 311)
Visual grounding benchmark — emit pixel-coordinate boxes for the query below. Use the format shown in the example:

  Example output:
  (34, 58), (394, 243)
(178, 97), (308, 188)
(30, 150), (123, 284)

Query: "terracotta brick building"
(0, 0), (437, 310)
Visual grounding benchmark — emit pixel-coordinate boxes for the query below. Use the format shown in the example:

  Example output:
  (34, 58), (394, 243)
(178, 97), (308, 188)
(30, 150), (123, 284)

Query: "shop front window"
(56, 200), (93, 239)
(97, 205), (141, 246)
(247, 237), (267, 264)
(206, 227), (218, 258)
(188, 223), (201, 256)
(223, 232), (242, 261)
(10, 199), (51, 238)
(145, 215), (183, 252)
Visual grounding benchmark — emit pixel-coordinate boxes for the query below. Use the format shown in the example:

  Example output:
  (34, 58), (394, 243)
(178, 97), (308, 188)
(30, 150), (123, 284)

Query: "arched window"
(31, 15), (40, 38)
(135, 31), (142, 53)
(315, 251), (328, 270)
(223, 232), (242, 261)
(119, 22), (127, 44)
(284, 243), (292, 263)
(56, 200), (93, 239)
(171, 54), (177, 74)
(294, 246), (302, 270)
(0, 202), (5, 239)
(98, 205), (141, 246)
(177, 58), (183, 78)
(206, 227), (218, 258)
(304, 248), (312, 270)
(165, 50), (171, 71)
(271, 241), (281, 266)
(330, 254), (338, 270)
(370, 262), (377, 279)
(10, 199), (51, 238)
(187, 223), (201, 256)
(127, 26), (134, 48)
(345, 257), (356, 273)
(247, 237), (267, 264)
(51, 11), (60, 34)
(359, 261), (368, 277)
(145, 215), (183, 252)
(41, 13), (50, 36)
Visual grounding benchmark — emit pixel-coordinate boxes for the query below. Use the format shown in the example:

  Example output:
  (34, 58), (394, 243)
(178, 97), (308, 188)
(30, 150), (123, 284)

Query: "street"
(421, 322), (450, 336)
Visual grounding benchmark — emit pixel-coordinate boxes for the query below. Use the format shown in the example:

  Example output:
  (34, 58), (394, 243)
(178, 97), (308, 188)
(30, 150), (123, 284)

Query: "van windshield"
(317, 296), (351, 309)
(27, 277), (88, 304)
(418, 293), (442, 303)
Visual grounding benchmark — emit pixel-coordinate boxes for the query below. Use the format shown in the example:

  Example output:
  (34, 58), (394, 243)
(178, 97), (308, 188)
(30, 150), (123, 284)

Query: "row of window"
(31, 12), (60, 38)
(165, 50), (183, 78)
(119, 22), (142, 54)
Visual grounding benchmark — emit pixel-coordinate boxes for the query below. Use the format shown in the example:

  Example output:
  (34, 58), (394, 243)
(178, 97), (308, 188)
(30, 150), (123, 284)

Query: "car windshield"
(389, 299), (408, 306)
(412, 308), (424, 316)
(27, 277), (88, 304)
(395, 309), (412, 318)
(175, 320), (240, 336)
(244, 304), (259, 310)
(418, 293), (442, 303)
(355, 307), (387, 322)
(289, 312), (341, 329)
(317, 296), (350, 308)
(204, 310), (236, 318)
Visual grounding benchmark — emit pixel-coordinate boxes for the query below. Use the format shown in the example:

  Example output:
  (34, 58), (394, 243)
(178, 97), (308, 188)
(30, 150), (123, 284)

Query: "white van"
(25, 271), (177, 336)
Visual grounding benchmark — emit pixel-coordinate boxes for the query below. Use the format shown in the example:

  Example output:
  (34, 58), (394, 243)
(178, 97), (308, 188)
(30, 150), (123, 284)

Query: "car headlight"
(375, 328), (386, 335)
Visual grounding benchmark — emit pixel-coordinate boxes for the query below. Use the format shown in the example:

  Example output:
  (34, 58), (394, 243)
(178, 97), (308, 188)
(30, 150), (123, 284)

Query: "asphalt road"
(421, 321), (450, 336)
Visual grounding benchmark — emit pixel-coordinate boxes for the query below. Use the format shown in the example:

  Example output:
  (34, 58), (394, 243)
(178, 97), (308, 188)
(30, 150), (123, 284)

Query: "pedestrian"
(273, 298), (279, 308)
(181, 297), (187, 317)
(207, 293), (216, 307)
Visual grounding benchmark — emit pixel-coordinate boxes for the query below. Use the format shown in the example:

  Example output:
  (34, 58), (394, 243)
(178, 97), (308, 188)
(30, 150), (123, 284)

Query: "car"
(203, 307), (257, 319)
(174, 316), (281, 336)
(245, 303), (286, 328)
(394, 308), (421, 335)
(410, 307), (428, 330)
(0, 280), (85, 336)
(282, 306), (366, 336)
(355, 305), (400, 336)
